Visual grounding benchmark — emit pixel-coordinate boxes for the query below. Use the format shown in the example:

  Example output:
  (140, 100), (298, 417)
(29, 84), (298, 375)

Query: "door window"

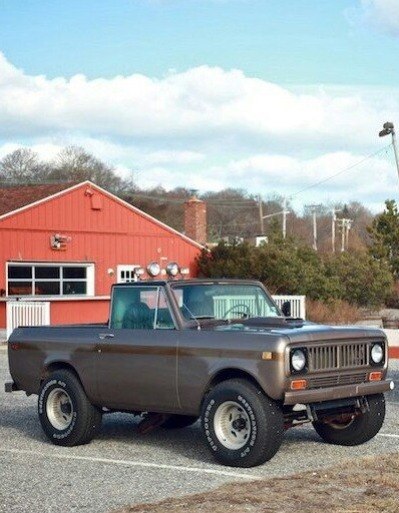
(110, 286), (175, 330)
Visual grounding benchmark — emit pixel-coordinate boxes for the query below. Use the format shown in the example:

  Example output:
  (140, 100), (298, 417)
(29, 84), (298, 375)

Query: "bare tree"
(0, 148), (50, 184)
(49, 146), (134, 193)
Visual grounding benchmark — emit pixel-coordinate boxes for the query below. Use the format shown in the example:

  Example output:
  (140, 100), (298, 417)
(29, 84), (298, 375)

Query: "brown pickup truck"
(5, 279), (394, 467)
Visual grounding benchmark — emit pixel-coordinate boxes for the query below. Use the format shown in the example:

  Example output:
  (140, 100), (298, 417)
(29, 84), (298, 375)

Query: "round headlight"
(166, 262), (180, 277)
(147, 262), (161, 277)
(371, 343), (384, 364)
(291, 349), (306, 372)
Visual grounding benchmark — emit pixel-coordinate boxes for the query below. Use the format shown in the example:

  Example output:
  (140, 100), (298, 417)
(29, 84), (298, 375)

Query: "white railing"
(272, 295), (306, 319)
(6, 300), (50, 339)
(213, 294), (306, 320)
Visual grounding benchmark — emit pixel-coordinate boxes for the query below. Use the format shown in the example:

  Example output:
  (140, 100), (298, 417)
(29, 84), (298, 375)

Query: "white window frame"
(6, 262), (95, 297)
(117, 264), (141, 283)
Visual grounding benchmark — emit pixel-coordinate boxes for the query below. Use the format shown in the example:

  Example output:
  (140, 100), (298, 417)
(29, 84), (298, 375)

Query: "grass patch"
(113, 453), (399, 513)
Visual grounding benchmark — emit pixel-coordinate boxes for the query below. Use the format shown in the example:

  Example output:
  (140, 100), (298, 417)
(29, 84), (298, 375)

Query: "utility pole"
(313, 209), (317, 251)
(345, 219), (352, 250)
(331, 208), (341, 253)
(282, 197), (287, 239)
(332, 210), (336, 253)
(341, 220), (345, 252)
(307, 204), (320, 251)
(258, 195), (264, 235)
(262, 202), (291, 238)
(337, 218), (352, 252)
(379, 122), (399, 183)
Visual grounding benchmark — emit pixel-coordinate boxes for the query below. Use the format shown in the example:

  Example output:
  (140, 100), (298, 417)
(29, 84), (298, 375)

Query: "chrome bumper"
(284, 379), (394, 406)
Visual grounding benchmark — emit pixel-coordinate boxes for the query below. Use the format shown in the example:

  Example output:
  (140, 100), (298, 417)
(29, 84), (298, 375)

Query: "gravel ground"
(0, 347), (398, 513)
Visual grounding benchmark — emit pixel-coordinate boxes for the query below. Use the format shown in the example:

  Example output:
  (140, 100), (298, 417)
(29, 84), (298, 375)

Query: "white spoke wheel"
(214, 401), (251, 450)
(46, 388), (74, 431)
(38, 370), (102, 447)
(201, 378), (284, 468)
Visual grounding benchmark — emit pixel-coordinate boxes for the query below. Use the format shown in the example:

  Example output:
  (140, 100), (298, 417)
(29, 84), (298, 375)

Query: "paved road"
(0, 348), (398, 513)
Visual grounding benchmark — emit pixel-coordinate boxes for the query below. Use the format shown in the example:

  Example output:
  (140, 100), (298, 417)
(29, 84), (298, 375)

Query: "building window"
(7, 263), (94, 297)
(117, 265), (141, 283)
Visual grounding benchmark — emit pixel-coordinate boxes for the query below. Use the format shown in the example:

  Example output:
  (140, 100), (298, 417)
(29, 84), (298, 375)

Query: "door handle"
(99, 333), (114, 340)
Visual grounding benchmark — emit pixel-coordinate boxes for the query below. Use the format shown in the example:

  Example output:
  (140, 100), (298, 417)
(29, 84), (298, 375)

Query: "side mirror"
(281, 301), (291, 317)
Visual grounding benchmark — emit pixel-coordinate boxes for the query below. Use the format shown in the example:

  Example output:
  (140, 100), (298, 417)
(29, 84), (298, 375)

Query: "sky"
(1, 0), (399, 211)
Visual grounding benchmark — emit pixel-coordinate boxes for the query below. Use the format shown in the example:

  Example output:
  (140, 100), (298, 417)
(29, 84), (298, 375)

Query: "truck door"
(96, 285), (180, 412)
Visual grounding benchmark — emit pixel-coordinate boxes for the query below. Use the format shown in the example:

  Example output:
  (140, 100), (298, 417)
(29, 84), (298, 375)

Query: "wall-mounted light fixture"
(50, 234), (71, 251)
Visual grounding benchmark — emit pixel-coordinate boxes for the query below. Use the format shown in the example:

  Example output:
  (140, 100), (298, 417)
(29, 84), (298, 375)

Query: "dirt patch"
(113, 453), (399, 513)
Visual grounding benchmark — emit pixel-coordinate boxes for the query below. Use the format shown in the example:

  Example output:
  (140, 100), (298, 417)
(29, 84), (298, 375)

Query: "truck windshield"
(171, 283), (280, 321)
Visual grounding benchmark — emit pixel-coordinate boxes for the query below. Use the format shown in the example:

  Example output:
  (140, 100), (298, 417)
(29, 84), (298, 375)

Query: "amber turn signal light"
(290, 379), (307, 390)
(369, 371), (382, 382)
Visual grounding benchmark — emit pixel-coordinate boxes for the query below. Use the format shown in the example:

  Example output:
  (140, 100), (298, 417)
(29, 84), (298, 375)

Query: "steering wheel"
(222, 303), (251, 319)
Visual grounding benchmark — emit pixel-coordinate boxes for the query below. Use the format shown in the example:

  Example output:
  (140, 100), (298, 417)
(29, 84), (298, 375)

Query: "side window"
(110, 286), (175, 330)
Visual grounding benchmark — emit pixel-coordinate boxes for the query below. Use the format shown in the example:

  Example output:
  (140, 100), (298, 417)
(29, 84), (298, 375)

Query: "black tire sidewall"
(313, 394), (386, 446)
(38, 372), (86, 445)
(201, 380), (282, 467)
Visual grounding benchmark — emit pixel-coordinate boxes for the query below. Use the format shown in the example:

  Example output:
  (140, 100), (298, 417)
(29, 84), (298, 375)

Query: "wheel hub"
(214, 401), (251, 450)
(46, 388), (74, 431)
(232, 417), (247, 431)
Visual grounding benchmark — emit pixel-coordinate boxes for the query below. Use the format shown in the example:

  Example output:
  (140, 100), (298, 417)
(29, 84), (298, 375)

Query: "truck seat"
(122, 302), (154, 329)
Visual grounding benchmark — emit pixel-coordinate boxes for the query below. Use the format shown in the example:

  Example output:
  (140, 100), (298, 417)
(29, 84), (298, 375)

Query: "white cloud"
(0, 52), (398, 210)
(359, 0), (399, 35)
(0, 52), (396, 149)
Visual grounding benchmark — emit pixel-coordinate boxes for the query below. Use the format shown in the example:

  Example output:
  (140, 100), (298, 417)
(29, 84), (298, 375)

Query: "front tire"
(201, 379), (284, 468)
(38, 370), (102, 446)
(313, 394), (386, 446)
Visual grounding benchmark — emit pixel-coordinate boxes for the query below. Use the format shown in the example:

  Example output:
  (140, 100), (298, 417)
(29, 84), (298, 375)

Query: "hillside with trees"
(1, 145), (398, 314)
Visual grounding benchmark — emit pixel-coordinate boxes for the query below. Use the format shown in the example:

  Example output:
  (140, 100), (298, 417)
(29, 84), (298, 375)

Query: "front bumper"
(284, 379), (394, 405)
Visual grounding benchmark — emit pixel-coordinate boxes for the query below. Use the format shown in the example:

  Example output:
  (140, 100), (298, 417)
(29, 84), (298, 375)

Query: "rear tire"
(161, 415), (198, 429)
(201, 379), (284, 468)
(38, 370), (102, 446)
(313, 394), (386, 446)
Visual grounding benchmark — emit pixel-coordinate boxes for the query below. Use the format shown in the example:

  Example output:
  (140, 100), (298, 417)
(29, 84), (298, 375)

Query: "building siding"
(0, 183), (201, 329)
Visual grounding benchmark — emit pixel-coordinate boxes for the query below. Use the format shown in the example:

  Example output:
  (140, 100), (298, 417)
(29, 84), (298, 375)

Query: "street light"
(379, 121), (394, 138)
(379, 121), (399, 182)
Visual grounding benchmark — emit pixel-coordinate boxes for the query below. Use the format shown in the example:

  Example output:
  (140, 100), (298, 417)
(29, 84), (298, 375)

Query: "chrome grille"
(307, 372), (368, 389)
(307, 342), (370, 371)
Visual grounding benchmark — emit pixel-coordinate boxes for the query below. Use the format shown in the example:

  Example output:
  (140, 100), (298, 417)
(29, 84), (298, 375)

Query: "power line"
(127, 192), (259, 207)
(289, 144), (392, 199)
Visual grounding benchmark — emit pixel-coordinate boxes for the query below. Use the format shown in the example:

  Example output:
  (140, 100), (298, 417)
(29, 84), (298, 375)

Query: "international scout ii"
(5, 279), (394, 467)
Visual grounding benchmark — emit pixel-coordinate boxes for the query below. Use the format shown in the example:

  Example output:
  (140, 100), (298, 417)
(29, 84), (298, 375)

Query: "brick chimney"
(184, 195), (207, 245)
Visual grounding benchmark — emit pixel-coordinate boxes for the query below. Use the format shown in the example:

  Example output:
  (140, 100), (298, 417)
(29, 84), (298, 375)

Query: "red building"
(0, 181), (204, 337)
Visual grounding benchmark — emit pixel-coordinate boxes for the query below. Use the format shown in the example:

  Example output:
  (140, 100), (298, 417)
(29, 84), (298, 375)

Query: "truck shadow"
(96, 412), (322, 464)
(1, 399), (345, 464)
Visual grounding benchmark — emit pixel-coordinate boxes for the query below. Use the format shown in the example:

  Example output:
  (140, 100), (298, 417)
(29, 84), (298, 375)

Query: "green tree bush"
(368, 199), (399, 277)
(197, 239), (394, 307)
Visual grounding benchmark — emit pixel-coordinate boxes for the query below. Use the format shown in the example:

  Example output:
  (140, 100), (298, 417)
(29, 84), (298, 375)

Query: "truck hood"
(211, 318), (386, 343)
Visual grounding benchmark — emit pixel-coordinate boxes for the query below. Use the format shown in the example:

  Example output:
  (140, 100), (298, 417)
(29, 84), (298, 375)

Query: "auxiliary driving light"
(147, 262), (161, 277)
(166, 262), (180, 277)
